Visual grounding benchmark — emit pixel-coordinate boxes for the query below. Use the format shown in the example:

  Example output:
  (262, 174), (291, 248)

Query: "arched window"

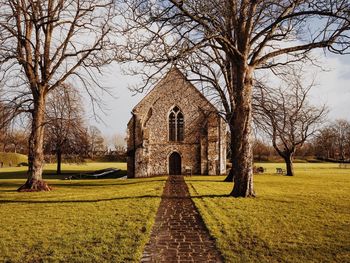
(169, 112), (176, 141)
(177, 112), (184, 141)
(168, 106), (184, 141)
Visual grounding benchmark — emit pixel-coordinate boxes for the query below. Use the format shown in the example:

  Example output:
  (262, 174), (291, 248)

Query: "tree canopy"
(118, 0), (350, 196)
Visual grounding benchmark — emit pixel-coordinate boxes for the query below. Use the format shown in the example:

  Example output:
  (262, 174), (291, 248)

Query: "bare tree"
(44, 84), (88, 175)
(254, 73), (327, 176)
(88, 126), (106, 159)
(332, 120), (350, 161)
(0, 0), (117, 191)
(118, 0), (349, 196)
(0, 102), (10, 151)
(0, 101), (28, 153)
(0, 102), (10, 130)
(7, 130), (28, 154)
(113, 133), (126, 153)
(253, 139), (272, 162)
(314, 127), (338, 159)
(315, 120), (350, 161)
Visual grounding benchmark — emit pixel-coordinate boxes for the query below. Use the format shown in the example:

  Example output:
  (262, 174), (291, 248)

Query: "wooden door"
(169, 152), (181, 175)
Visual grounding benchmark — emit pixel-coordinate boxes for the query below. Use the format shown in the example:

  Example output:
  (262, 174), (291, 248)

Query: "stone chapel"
(127, 68), (226, 178)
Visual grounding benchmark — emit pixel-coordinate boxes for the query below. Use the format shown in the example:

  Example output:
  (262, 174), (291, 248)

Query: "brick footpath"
(141, 176), (223, 262)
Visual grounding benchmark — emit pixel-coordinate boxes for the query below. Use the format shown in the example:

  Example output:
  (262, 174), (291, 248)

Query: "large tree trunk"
(56, 148), (62, 175)
(284, 154), (294, 176)
(18, 92), (51, 192)
(224, 133), (236, 182)
(226, 67), (255, 197)
(224, 167), (234, 182)
(229, 111), (255, 197)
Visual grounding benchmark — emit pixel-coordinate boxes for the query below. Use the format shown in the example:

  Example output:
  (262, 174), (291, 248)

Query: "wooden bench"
(184, 166), (192, 176)
(339, 163), (350, 169)
(253, 166), (266, 174)
(276, 168), (285, 174)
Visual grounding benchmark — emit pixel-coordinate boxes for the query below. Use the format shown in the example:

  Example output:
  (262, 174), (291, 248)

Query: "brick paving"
(141, 176), (223, 263)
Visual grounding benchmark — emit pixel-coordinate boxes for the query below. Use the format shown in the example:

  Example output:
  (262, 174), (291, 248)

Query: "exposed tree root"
(230, 190), (256, 198)
(17, 179), (52, 192)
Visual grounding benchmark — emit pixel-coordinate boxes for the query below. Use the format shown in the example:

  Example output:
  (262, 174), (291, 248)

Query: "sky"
(309, 53), (350, 121)
(87, 52), (350, 140)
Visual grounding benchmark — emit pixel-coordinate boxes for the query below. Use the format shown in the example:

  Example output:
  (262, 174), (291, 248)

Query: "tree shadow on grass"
(191, 194), (231, 199)
(162, 194), (231, 200)
(0, 169), (128, 179)
(0, 178), (166, 190)
(185, 179), (227, 183)
(0, 193), (234, 203)
(0, 171), (28, 179)
(50, 178), (166, 188)
(0, 194), (161, 204)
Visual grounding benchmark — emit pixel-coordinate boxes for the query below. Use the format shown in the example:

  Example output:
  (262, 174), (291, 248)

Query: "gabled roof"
(132, 66), (218, 114)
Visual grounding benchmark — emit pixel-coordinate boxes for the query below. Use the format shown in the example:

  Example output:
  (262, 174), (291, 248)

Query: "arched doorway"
(169, 152), (181, 175)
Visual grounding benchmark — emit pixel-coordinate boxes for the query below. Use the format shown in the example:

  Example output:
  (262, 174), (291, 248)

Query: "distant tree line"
(0, 130), (28, 154)
(253, 119), (350, 163)
(313, 120), (350, 162)
(0, 101), (29, 154)
(1, 86), (126, 173)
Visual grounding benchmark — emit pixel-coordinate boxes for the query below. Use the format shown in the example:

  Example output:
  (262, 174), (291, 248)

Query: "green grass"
(0, 163), (165, 262)
(0, 162), (127, 179)
(186, 163), (350, 263)
(2, 162), (349, 262)
(0, 152), (27, 167)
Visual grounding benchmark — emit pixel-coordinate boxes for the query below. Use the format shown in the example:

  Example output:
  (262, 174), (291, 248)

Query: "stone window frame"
(168, 105), (184, 142)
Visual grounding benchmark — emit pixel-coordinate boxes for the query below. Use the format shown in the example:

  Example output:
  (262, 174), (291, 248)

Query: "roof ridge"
(132, 67), (219, 114)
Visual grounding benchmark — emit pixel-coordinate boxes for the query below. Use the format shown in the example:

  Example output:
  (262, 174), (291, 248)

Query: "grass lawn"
(186, 163), (350, 263)
(0, 163), (165, 262)
(0, 152), (27, 167)
(0, 162), (127, 179)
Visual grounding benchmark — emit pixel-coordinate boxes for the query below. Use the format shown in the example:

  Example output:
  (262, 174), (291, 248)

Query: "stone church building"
(127, 68), (226, 178)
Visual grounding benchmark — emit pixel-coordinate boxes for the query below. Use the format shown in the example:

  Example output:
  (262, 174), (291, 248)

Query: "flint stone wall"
(127, 68), (226, 177)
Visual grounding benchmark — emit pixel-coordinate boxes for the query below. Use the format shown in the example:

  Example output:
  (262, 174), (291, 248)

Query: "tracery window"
(169, 106), (184, 141)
